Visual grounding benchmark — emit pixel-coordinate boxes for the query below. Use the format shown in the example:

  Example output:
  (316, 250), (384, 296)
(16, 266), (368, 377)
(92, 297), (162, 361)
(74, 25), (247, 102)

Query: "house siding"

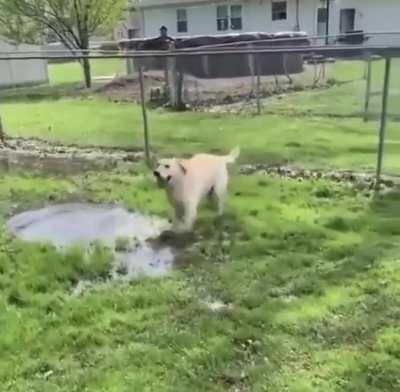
(140, 0), (400, 45)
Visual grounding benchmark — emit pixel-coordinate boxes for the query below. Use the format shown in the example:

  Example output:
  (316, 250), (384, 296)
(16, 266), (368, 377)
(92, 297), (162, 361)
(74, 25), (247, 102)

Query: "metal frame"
(363, 56), (373, 122)
(376, 58), (392, 190)
(138, 66), (150, 164)
(0, 41), (399, 186)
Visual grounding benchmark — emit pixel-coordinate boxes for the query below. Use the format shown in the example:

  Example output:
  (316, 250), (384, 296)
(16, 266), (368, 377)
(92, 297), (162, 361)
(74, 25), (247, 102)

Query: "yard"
(1, 59), (400, 391)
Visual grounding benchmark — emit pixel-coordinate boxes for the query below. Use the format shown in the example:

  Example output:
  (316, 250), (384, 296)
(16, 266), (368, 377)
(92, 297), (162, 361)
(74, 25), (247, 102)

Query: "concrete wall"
(0, 42), (48, 88)
(140, 0), (400, 45)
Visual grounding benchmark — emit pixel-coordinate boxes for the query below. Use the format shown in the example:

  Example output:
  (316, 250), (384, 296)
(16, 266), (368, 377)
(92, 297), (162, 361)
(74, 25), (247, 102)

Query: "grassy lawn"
(1, 59), (400, 391)
(270, 59), (400, 120)
(48, 59), (126, 85)
(2, 59), (400, 174)
(3, 96), (400, 174)
(1, 166), (400, 391)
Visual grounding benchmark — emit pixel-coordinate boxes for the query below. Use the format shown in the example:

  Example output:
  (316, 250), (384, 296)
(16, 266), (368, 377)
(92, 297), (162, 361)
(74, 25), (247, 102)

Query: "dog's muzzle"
(153, 171), (172, 184)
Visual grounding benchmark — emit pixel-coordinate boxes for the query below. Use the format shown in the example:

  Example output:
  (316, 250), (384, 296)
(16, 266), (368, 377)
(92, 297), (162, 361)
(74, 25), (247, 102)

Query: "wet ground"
(7, 203), (175, 280)
(0, 138), (143, 175)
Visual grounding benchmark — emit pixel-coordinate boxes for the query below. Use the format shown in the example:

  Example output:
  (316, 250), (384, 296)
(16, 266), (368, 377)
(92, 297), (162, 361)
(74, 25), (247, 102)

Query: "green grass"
(3, 96), (400, 173)
(1, 167), (400, 390)
(48, 59), (126, 85)
(2, 59), (400, 174)
(1, 57), (400, 391)
(270, 59), (400, 120)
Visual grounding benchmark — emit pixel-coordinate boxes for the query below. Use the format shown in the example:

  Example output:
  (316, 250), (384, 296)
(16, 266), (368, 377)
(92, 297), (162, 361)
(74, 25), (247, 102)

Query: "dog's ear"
(178, 160), (187, 174)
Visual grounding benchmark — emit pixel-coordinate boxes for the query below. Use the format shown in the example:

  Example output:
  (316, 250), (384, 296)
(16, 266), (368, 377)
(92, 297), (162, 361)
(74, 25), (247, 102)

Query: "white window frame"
(217, 4), (242, 32)
(177, 8), (188, 33)
(272, 1), (287, 21)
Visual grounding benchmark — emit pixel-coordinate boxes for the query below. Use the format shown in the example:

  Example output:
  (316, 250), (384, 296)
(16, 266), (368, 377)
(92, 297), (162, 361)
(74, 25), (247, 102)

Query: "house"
(137, 0), (400, 44)
(0, 41), (48, 89)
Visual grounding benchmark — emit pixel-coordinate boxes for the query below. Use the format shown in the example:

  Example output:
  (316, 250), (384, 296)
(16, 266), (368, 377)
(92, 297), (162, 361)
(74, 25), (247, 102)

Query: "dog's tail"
(225, 146), (240, 164)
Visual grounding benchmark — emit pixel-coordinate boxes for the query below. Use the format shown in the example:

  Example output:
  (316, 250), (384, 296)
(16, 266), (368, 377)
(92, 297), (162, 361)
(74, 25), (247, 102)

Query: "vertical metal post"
(363, 57), (372, 122)
(175, 70), (184, 109)
(0, 116), (5, 144)
(138, 65), (150, 164)
(255, 54), (261, 115)
(375, 58), (391, 191)
(164, 62), (170, 100)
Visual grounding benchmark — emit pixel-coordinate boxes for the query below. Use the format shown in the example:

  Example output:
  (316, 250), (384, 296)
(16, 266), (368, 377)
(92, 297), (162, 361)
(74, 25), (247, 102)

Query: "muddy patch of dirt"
(240, 164), (398, 192)
(0, 138), (143, 174)
(96, 74), (165, 102)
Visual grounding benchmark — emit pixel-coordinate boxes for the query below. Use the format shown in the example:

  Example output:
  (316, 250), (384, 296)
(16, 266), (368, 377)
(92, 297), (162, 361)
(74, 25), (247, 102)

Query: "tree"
(0, 8), (44, 45)
(0, 0), (125, 88)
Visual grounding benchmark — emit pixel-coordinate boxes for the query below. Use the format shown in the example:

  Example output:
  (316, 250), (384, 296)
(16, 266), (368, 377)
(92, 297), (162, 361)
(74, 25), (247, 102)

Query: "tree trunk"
(81, 57), (92, 88)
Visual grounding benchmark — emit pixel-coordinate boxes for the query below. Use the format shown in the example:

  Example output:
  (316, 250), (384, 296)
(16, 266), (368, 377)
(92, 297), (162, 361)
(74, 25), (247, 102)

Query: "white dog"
(154, 147), (240, 232)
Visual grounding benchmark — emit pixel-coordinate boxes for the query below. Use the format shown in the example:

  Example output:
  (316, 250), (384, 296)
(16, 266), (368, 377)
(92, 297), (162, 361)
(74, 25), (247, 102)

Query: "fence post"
(138, 65), (150, 164)
(375, 57), (391, 191)
(175, 70), (184, 109)
(0, 116), (5, 145)
(255, 54), (261, 115)
(363, 57), (372, 122)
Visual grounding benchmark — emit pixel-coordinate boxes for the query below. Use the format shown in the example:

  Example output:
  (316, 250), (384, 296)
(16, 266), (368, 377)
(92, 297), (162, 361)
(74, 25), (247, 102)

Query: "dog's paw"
(172, 222), (192, 234)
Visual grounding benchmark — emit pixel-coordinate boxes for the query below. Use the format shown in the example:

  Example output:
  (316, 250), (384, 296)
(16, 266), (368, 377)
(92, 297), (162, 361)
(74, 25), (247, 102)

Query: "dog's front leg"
(180, 200), (197, 232)
(172, 203), (185, 231)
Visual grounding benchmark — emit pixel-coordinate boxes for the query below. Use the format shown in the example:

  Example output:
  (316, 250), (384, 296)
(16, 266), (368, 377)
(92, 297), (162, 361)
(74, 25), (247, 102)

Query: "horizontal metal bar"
(1, 30), (400, 56)
(0, 44), (399, 61)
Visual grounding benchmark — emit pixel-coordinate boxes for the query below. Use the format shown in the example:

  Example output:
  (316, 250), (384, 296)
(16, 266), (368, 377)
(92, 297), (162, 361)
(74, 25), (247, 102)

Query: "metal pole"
(0, 116), (5, 145)
(375, 57), (391, 191)
(175, 70), (184, 109)
(363, 57), (372, 122)
(253, 54), (261, 115)
(294, 0), (300, 31)
(138, 65), (150, 164)
(325, 0), (330, 45)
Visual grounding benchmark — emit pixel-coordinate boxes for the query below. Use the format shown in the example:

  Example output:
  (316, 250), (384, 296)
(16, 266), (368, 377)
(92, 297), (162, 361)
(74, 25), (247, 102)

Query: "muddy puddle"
(0, 140), (143, 175)
(0, 151), (114, 175)
(7, 203), (175, 281)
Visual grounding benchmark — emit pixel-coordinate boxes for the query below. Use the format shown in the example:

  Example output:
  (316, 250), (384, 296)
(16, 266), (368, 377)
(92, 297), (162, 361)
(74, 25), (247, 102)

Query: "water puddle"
(7, 203), (175, 281)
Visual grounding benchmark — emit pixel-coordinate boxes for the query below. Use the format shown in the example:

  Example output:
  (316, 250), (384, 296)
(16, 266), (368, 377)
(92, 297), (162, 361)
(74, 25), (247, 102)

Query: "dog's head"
(153, 158), (187, 187)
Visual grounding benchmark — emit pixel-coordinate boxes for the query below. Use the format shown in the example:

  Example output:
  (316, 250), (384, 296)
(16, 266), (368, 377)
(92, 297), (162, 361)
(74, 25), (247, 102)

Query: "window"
(217, 5), (242, 31)
(177, 9), (187, 33)
(272, 1), (287, 21)
(217, 5), (229, 31)
(317, 8), (327, 36)
(230, 5), (242, 30)
(340, 8), (355, 33)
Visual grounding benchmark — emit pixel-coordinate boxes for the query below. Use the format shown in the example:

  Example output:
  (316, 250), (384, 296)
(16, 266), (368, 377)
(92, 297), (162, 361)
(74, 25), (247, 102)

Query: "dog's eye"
(164, 164), (170, 169)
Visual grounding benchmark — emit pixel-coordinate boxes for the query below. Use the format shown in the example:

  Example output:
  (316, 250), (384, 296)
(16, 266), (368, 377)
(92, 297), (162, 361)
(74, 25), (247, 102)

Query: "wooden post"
(138, 66), (150, 164)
